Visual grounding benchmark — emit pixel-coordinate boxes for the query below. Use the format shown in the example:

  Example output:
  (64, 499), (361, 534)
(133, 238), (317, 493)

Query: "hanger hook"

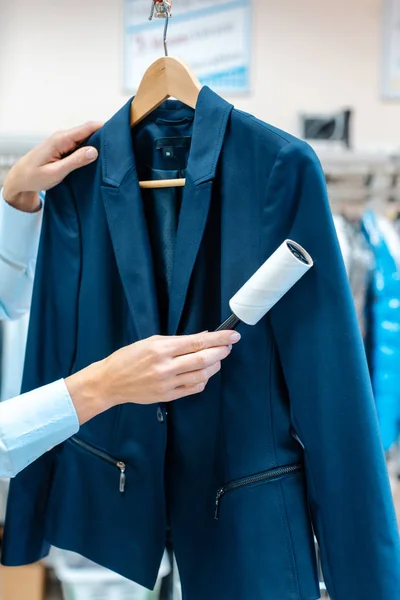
(148, 1), (170, 57)
(163, 5), (169, 57)
(149, 3), (155, 20)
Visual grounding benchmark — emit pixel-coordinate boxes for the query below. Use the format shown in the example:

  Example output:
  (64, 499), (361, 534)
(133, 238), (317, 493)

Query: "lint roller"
(216, 240), (313, 331)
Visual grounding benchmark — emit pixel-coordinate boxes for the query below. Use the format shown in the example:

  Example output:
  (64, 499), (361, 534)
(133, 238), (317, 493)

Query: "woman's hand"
(3, 122), (102, 213)
(66, 331), (241, 425)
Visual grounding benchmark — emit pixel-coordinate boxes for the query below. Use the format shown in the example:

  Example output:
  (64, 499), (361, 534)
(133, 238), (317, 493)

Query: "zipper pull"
(117, 462), (126, 493)
(214, 488), (224, 520)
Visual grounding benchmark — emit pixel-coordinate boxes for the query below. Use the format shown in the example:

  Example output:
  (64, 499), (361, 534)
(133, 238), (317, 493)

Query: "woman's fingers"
(174, 360), (222, 389)
(47, 146), (99, 182)
(166, 383), (209, 402)
(166, 330), (240, 357)
(172, 345), (231, 376)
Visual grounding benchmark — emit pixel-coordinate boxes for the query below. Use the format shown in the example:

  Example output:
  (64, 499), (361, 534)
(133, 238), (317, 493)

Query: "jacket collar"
(100, 86), (233, 188)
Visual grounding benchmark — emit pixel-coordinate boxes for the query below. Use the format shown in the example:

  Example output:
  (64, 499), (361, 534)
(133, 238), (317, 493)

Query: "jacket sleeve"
(268, 142), (400, 599)
(2, 180), (81, 566)
(22, 181), (81, 391)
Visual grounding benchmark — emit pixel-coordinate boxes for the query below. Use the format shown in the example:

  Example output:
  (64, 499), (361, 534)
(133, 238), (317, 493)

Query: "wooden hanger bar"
(131, 56), (201, 189)
(139, 178), (186, 189)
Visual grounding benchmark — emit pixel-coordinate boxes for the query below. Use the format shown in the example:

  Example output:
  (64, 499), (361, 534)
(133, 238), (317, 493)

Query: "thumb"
(54, 146), (99, 180)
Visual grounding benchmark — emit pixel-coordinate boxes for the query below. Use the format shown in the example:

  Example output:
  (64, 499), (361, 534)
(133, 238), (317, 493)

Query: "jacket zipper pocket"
(215, 463), (302, 520)
(70, 436), (126, 493)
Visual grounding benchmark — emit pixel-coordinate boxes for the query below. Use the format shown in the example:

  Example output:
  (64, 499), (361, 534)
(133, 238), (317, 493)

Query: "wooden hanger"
(131, 57), (201, 189)
(130, 3), (202, 189)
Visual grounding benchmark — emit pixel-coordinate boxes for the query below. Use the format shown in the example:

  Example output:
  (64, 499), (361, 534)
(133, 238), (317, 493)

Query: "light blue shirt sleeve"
(0, 188), (80, 477)
(0, 188), (44, 320)
(0, 379), (79, 478)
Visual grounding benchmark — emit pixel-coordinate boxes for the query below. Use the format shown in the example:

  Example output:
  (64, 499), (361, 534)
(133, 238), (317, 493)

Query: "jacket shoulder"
(84, 127), (102, 151)
(62, 127), (103, 194)
(231, 108), (321, 166)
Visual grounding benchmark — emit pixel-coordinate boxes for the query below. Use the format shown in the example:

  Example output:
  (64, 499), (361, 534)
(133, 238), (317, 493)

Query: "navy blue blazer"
(3, 88), (400, 599)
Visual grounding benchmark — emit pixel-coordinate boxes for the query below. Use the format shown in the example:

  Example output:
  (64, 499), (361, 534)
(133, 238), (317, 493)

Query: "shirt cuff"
(0, 379), (79, 478)
(0, 188), (43, 268)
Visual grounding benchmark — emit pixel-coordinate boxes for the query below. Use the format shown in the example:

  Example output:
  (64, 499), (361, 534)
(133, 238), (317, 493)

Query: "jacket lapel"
(168, 88), (233, 334)
(100, 91), (233, 339)
(101, 100), (160, 340)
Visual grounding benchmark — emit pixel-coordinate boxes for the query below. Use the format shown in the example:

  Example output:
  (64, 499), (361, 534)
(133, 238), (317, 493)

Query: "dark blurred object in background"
(301, 108), (353, 149)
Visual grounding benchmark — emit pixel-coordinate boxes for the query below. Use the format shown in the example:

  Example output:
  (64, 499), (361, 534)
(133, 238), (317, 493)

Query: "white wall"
(0, 0), (399, 149)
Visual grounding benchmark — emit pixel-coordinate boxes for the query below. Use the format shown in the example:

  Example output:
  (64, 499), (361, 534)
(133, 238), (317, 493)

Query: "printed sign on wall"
(382, 0), (400, 98)
(124, 0), (252, 94)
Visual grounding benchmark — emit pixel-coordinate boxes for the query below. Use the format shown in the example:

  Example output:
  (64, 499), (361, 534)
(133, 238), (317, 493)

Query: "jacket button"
(157, 406), (165, 423)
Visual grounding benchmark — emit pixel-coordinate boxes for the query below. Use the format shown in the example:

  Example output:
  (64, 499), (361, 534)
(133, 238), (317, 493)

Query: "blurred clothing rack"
(314, 148), (400, 211)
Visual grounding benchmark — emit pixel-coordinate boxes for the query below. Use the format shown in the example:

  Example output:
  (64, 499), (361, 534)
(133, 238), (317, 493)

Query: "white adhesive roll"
(229, 240), (313, 326)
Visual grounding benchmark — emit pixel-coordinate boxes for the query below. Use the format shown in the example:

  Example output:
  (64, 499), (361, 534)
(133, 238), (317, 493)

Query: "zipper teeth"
(70, 436), (125, 469)
(224, 464), (301, 493)
(215, 464), (302, 520)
